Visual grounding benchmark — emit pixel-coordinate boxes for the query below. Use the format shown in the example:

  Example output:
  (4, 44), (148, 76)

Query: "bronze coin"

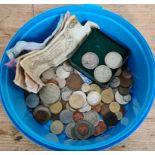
(122, 69), (132, 80)
(98, 121), (107, 132)
(91, 104), (101, 113)
(118, 86), (130, 96)
(94, 125), (101, 136)
(119, 74), (132, 88)
(73, 111), (84, 122)
(45, 79), (59, 85)
(77, 123), (89, 136)
(100, 104), (110, 117)
(66, 73), (83, 90)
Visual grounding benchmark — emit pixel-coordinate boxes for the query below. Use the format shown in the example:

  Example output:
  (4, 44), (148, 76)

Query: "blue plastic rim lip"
(0, 5), (155, 150)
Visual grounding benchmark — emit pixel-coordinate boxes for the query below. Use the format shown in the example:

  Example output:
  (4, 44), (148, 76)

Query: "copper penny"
(77, 123), (89, 136)
(73, 111), (84, 122)
(122, 69), (132, 80)
(100, 104), (110, 117)
(91, 104), (101, 113)
(66, 73), (83, 90)
(119, 74), (132, 88)
(98, 121), (107, 132)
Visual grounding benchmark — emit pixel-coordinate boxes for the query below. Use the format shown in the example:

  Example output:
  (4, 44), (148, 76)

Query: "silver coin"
(26, 93), (39, 108)
(61, 87), (73, 101)
(42, 68), (56, 80)
(56, 66), (70, 79)
(63, 61), (73, 72)
(105, 51), (123, 69)
(81, 52), (99, 70)
(87, 91), (101, 106)
(56, 77), (66, 88)
(94, 65), (112, 83)
(59, 109), (73, 124)
(65, 122), (76, 139)
(115, 91), (128, 105)
(123, 94), (131, 102)
(110, 77), (120, 88)
(78, 102), (91, 112)
(50, 120), (64, 135)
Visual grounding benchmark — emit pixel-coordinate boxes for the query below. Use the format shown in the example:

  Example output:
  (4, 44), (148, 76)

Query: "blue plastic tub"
(0, 5), (155, 150)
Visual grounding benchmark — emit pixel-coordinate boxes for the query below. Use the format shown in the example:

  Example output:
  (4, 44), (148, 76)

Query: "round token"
(26, 93), (39, 108)
(94, 65), (112, 83)
(56, 66), (70, 79)
(123, 94), (131, 102)
(87, 91), (101, 106)
(91, 104), (101, 113)
(81, 83), (90, 93)
(118, 86), (130, 95)
(115, 111), (123, 120)
(84, 111), (99, 126)
(109, 102), (120, 113)
(69, 92), (85, 109)
(65, 122), (75, 138)
(49, 101), (63, 114)
(66, 73), (83, 90)
(119, 74), (132, 88)
(59, 109), (73, 124)
(74, 91), (87, 102)
(115, 91), (128, 105)
(33, 105), (51, 123)
(61, 87), (72, 101)
(73, 111), (84, 122)
(42, 68), (56, 80)
(78, 102), (91, 113)
(100, 104), (110, 117)
(90, 84), (101, 93)
(56, 77), (66, 88)
(101, 88), (114, 104)
(50, 120), (64, 135)
(105, 51), (123, 69)
(39, 84), (60, 105)
(63, 61), (73, 72)
(81, 52), (99, 69)
(109, 77), (120, 88)
(122, 69), (132, 80)
(104, 112), (118, 127)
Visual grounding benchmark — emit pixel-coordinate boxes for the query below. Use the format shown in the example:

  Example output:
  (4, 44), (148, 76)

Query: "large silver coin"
(94, 65), (112, 83)
(39, 84), (60, 105)
(65, 122), (76, 139)
(59, 109), (73, 124)
(81, 52), (99, 69)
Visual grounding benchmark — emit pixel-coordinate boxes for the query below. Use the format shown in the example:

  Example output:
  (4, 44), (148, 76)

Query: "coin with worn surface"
(118, 86), (130, 96)
(119, 74), (132, 88)
(56, 77), (66, 88)
(42, 68), (56, 80)
(69, 92), (85, 109)
(65, 122), (75, 138)
(63, 61), (74, 72)
(115, 91), (128, 105)
(100, 104), (110, 117)
(59, 109), (73, 124)
(87, 91), (101, 106)
(105, 51), (123, 69)
(39, 84), (60, 105)
(50, 120), (64, 135)
(56, 66), (70, 79)
(26, 93), (39, 108)
(49, 101), (63, 114)
(33, 105), (51, 123)
(115, 68), (122, 76)
(109, 77), (120, 88)
(73, 111), (84, 122)
(78, 102), (91, 112)
(122, 69), (132, 80)
(101, 88), (114, 104)
(109, 102), (120, 113)
(115, 111), (123, 120)
(61, 87), (73, 101)
(66, 73), (83, 90)
(81, 52), (99, 69)
(75, 91), (87, 102)
(84, 111), (99, 126)
(91, 104), (101, 113)
(94, 65), (112, 83)
(123, 94), (131, 102)
(104, 112), (118, 126)
(81, 83), (90, 93)
(90, 84), (101, 93)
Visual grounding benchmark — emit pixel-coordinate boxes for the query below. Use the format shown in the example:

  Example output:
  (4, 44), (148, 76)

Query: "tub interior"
(1, 11), (150, 147)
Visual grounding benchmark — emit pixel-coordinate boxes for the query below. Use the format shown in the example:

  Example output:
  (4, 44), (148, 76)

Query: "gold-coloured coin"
(49, 101), (63, 114)
(90, 84), (101, 93)
(109, 102), (120, 113)
(101, 88), (114, 104)
(115, 111), (123, 120)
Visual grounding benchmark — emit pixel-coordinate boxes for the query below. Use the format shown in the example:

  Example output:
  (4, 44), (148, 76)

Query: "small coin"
(56, 66), (70, 79)
(109, 77), (120, 88)
(115, 111), (123, 120)
(119, 74), (132, 88)
(105, 51), (123, 69)
(49, 101), (63, 114)
(61, 87), (73, 101)
(115, 68), (122, 76)
(104, 112), (118, 127)
(69, 92), (85, 109)
(91, 104), (101, 113)
(50, 120), (64, 135)
(33, 105), (51, 123)
(42, 68), (56, 80)
(65, 122), (75, 139)
(56, 77), (66, 88)
(73, 111), (84, 122)
(115, 91), (128, 105)
(81, 83), (90, 93)
(78, 102), (91, 113)
(26, 93), (39, 108)
(109, 102), (120, 113)
(90, 84), (101, 93)
(123, 94), (131, 102)
(87, 91), (101, 106)
(118, 86), (130, 96)
(66, 73), (83, 90)
(63, 61), (73, 72)
(101, 88), (114, 104)
(122, 69), (132, 80)
(84, 111), (99, 126)
(39, 84), (60, 105)
(59, 109), (73, 124)
(94, 65), (112, 83)
(100, 104), (110, 117)
(81, 52), (99, 69)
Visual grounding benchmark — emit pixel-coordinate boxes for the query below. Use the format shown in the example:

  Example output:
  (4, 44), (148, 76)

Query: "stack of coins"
(24, 55), (133, 140)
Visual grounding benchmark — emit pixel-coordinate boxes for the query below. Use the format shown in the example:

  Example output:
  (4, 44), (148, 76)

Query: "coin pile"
(25, 59), (133, 140)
